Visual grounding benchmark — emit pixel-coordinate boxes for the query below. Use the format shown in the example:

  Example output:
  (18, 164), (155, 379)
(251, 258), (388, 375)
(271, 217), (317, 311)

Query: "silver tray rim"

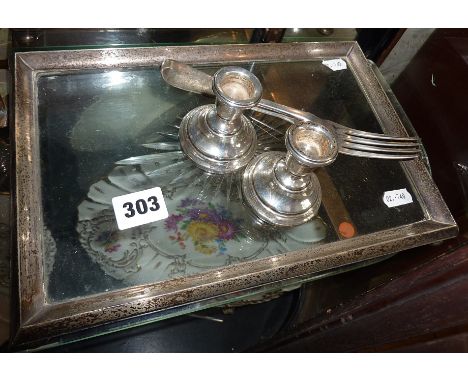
(12, 41), (458, 349)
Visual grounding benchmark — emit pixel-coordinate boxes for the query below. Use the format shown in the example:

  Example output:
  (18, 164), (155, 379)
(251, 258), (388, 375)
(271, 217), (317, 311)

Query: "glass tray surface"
(37, 63), (425, 302)
(12, 43), (457, 349)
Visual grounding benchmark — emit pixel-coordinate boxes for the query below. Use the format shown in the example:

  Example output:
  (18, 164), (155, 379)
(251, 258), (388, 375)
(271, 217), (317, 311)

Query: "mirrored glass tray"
(12, 42), (457, 349)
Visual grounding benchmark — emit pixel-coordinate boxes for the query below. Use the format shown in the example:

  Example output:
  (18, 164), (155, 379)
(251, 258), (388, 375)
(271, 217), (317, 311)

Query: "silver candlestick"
(179, 66), (262, 174)
(242, 121), (339, 227)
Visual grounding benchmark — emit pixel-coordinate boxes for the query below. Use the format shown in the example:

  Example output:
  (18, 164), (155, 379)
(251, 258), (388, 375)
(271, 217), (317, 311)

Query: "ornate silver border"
(12, 42), (457, 348)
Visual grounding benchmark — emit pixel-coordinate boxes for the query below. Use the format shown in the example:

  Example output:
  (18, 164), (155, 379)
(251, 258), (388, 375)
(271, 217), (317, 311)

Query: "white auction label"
(383, 188), (413, 208)
(112, 187), (169, 230)
(322, 58), (347, 71)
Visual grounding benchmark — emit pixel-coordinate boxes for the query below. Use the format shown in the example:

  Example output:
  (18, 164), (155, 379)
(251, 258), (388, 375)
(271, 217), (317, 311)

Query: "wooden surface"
(251, 219), (468, 352)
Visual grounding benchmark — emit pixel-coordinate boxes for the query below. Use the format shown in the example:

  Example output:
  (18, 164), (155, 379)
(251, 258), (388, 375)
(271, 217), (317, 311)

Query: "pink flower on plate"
(105, 244), (121, 253)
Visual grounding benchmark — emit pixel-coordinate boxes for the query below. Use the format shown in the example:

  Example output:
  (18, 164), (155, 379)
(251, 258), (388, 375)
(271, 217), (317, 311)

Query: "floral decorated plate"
(77, 128), (328, 285)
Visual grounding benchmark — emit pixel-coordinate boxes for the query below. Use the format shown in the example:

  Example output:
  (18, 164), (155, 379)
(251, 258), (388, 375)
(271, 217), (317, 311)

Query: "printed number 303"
(123, 196), (160, 218)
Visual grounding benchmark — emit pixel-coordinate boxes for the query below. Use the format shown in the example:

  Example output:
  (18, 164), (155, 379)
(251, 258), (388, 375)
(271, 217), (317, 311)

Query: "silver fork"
(160, 59), (423, 161)
(333, 124), (422, 160)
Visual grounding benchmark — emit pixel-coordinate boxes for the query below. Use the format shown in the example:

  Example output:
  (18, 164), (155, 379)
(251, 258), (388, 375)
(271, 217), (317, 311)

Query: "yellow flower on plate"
(186, 221), (219, 243)
(195, 243), (217, 255)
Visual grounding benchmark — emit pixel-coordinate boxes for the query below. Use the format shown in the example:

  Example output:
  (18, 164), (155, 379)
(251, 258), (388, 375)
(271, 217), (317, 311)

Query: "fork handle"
(161, 59), (317, 125)
(161, 59), (417, 160)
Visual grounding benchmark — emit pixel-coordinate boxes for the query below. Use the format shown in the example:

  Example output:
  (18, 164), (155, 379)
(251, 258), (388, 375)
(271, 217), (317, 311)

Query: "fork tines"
(335, 127), (422, 160)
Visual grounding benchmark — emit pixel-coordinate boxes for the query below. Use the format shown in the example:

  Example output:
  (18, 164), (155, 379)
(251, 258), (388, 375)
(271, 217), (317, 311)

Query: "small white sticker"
(322, 58), (347, 71)
(383, 188), (413, 208)
(112, 187), (169, 230)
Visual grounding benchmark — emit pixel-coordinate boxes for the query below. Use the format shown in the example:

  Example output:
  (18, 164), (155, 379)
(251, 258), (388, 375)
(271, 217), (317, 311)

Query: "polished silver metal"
(335, 125), (422, 160)
(179, 66), (261, 173)
(161, 59), (422, 160)
(161, 59), (318, 125)
(13, 43), (457, 350)
(242, 122), (339, 227)
(161, 59), (213, 97)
